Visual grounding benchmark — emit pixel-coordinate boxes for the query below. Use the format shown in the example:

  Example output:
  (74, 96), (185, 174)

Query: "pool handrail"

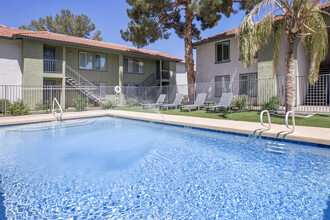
(260, 110), (272, 131)
(52, 97), (63, 120)
(285, 108), (295, 133)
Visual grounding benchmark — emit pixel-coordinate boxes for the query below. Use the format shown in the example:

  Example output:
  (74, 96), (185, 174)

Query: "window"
(215, 75), (230, 97)
(216, 41), (230, 63)
(79, 52), (93, 70)
(79, 52), (107, 71)
(124, 57), (144, 74)
(94, 54), (107, 71)
(239, 73), (257, 97)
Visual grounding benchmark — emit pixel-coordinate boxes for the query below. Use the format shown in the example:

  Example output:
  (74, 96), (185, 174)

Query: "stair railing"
(65, 65), (103, 103)
(141, 73), (156, 87)
(65, 65), (96, 88)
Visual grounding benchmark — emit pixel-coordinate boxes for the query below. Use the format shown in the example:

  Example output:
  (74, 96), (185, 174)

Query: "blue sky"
(0, 0), (248, 60)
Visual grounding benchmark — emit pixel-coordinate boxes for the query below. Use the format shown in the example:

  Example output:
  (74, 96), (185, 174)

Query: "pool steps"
(266, 142), (285, 154)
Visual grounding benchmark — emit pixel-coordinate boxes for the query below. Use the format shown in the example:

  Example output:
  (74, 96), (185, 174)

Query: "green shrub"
(101, 100), (114, 109)
(262, 96), (281, 111)
(9, 100), (30, 115)
(87, 103), (94, 108)
(73, 96), (87, 111)
(0, 99), (11, 113)
(126, 97), (140, 107)
(232, 95), (248, 109)
(183, 95), (189, 103)
(35, 100), (52, 112)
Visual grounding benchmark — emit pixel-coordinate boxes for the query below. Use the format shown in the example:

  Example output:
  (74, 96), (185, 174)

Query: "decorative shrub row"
(126, 97), (141, 107)
(101, 100), (115, 109)
(262, 96), (281, 111)
(0, 99), (30, 115)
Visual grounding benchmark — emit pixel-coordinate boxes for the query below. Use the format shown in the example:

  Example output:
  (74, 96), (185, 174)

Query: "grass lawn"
(114, 107), (330, 128)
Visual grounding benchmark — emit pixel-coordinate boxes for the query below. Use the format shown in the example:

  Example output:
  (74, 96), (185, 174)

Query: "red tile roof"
(0, 26), (182, 61)
(194, 3), (330, 47)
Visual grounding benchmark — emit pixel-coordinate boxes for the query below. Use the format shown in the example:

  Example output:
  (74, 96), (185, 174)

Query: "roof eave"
(193, 34), (235, 48)
(13, 35), (182, 62)
(193, 4), (330, 47)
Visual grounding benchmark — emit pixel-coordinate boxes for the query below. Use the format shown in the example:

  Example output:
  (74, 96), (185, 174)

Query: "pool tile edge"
(0, 110), (329, 146)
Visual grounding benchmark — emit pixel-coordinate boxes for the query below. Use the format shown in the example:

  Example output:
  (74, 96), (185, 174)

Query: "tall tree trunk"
(285, 33), (296, 112)
(184, 8), (195, 104)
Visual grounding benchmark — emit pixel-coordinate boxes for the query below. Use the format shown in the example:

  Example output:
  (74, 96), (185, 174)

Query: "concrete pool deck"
(0, 110), (329, 146)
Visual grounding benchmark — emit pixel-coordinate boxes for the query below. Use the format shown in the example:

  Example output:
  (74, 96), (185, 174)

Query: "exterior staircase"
(304, 71), (329, 106)
(139, 73), (161, 101)
(65, 65), (103, 104)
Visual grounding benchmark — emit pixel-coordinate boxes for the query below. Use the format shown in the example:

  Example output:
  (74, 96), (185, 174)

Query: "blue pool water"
(0, 117), (329, 219)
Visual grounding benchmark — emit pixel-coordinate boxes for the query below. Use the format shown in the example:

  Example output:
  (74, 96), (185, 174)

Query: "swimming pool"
(0, 116), (329, 219)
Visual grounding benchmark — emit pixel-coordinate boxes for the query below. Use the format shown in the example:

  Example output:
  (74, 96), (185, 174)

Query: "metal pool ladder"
(260, 110), (272, 131)
(285, 108), (295, 133)
(52, 98), (63, 120)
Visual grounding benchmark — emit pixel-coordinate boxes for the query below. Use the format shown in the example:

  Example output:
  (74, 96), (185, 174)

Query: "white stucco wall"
(296, 41), (311, 105)
(0, 38), (22, 85)
(175, 62), (188, 95)
(195, 37), (258, 100)
(0, 38), (23, 102)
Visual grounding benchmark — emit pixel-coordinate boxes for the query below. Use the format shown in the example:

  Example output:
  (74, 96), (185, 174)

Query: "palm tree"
(238, 0), (329, 112)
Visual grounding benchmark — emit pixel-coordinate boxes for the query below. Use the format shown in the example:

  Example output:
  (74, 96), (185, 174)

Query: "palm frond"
(238, 0), (276, 67)
(238, 13), (257, 67)
(301, 7), (328, 85)
(273, 19), (285, 75)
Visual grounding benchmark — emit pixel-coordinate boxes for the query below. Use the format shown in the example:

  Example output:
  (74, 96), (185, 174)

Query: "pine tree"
(19, 9), (102, 41)
(121, 0), (254, 102)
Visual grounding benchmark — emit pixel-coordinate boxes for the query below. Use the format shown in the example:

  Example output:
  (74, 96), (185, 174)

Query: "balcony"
(43, 59), (63, 73)
(161, 70), (170, 80)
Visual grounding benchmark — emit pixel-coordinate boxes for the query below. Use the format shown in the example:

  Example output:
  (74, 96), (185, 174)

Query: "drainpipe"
(61, 46), (66, 109)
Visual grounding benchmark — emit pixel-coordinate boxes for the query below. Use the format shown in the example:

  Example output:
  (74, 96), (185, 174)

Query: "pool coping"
(0, 110), (329, 146)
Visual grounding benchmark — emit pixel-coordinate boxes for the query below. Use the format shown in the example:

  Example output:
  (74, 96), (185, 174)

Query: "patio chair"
(159, 94), (184, 110)
(205, 93), (233, 113)
(180, 93), (207, 112)
(142, 94), (166, 109)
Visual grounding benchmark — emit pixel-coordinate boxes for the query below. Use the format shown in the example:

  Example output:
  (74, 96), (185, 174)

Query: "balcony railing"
(43, 59), (63, 73)
(162, 70), (170, 80)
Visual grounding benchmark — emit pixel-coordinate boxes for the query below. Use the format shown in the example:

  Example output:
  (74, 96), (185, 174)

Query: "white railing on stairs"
(285, 108), (295, 133)
(65, 65), (96, 88)
(260, 110), (272, 131)
(52, 98), (63, 120)
(65, 65), (103, 104)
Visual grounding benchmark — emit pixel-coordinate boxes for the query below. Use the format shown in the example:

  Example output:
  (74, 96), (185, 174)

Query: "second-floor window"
(79, 52), (107, 71)
(124, 57), (144, 74)
(94, 54), (107, 71)
(216, 41), (230, 63)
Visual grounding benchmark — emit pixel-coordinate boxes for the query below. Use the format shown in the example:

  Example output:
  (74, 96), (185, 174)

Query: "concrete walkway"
(0, 110), (329, 146)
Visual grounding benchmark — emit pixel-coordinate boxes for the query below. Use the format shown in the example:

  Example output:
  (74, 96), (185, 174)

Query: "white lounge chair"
(180, 93), (207, 112)
(205, 93), (233, 113)
(142, 94), (166, 109)
(159, 94), (184, 110)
